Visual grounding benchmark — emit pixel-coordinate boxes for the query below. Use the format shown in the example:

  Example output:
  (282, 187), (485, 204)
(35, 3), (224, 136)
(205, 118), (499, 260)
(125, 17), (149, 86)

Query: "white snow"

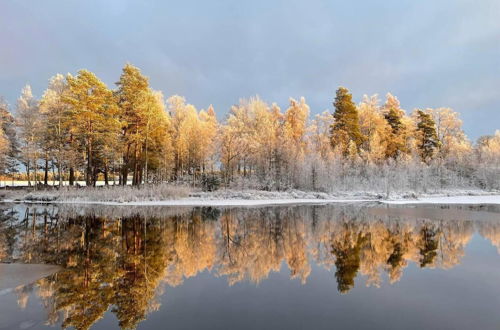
(3, 198), (370, 207)
(4, 194), (500, 207)
(2, 187), (500, 206)
(383, 195), (500, 205)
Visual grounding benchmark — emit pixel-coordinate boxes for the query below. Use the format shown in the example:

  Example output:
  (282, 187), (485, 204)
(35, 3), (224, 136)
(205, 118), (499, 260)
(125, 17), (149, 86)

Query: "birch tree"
(16, 85), (41, 187)
(0, 98), (18, 176)
(39, 74), (72, 186)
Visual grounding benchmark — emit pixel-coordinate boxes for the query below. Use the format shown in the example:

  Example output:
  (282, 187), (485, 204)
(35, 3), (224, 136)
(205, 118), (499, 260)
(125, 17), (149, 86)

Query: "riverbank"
(1, 186), (499, 206)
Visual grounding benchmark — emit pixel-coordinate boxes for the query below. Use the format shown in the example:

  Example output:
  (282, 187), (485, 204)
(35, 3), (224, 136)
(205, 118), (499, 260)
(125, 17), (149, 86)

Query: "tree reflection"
(418, 225), (439, 267)
(0, 204), (498, 329)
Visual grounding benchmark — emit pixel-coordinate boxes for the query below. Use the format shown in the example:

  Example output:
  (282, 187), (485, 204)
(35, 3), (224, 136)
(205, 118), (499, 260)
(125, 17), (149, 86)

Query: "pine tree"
(330, 87), (364, 155)
(116, 63), (150, 185)
(383, 93), (407, 159)
(415, 109), (439, 162)
(64, 70), (121, 186)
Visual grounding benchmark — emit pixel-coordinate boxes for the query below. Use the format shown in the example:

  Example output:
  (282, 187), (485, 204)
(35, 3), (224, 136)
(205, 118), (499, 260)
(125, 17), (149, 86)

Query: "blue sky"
(1, 0), (499, 139)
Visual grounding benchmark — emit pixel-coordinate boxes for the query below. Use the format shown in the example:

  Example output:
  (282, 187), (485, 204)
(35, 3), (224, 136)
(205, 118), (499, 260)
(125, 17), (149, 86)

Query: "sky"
(1, 0), (499, 140)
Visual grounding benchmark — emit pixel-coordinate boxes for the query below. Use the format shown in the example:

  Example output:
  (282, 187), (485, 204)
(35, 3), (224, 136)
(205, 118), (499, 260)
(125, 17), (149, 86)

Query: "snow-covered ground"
(2, 187), (499, 206)
(383, 195), (500, 205)
(3, 194), (500, 207)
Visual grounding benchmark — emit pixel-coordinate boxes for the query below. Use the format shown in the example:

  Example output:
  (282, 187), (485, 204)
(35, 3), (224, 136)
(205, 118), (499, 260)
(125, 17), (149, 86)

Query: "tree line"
(0, 64), (498, 192)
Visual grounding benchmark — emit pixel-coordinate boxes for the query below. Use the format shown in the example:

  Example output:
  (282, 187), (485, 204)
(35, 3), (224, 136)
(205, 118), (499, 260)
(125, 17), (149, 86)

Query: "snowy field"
(2, 188), (499, 206)
(382, 195), (500, 205)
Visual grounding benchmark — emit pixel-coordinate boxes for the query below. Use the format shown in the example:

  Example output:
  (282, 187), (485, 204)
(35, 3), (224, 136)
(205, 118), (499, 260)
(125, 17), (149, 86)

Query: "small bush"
(201, 174), (221, 192)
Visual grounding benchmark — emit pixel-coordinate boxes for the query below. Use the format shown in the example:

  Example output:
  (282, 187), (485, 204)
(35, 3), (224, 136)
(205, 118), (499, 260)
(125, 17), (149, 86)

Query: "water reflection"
(0, 203), (499, 329)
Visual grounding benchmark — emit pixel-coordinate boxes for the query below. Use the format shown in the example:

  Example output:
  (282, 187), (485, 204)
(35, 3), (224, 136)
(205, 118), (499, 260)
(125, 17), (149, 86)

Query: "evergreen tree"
(330, 87), (364, 155)
(415, 109), (439, 162)
(116, 63), (150, 185)
(383, 93), (407, 159)
(64, 70), (121, 186)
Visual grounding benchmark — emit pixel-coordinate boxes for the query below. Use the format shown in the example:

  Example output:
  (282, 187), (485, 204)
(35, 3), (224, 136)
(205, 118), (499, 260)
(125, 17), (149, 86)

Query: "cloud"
(0, 0), (499, 139)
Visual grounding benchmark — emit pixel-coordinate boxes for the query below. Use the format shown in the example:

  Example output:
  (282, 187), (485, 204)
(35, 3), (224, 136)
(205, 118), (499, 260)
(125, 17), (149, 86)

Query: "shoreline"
(2, 193), (500, 207)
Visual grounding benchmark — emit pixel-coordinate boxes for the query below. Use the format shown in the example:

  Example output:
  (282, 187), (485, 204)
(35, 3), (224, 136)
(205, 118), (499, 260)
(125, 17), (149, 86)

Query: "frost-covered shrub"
(201, 174), (221, 192)
(18, 184), (192, 202)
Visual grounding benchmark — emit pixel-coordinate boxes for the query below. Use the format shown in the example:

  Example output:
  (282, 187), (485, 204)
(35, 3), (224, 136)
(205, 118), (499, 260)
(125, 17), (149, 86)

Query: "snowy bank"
(1, 198), (371, 207)
(1, 188), (499, 206)
(383, 195), (500, 205)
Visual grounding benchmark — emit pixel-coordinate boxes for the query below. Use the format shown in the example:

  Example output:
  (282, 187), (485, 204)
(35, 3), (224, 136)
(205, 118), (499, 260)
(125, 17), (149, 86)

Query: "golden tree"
(64, 70), (121, 186)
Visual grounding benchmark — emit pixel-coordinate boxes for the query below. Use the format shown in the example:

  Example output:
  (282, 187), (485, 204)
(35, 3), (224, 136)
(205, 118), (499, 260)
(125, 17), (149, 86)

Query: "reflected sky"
(1, 203), (500, 329)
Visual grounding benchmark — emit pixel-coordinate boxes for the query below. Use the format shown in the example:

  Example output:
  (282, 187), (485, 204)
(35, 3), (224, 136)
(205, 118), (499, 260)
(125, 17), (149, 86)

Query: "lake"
(1, 202), (500, 330)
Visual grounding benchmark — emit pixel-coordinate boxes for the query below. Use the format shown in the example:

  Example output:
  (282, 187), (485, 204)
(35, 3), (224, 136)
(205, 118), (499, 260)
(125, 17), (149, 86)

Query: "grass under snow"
(4, 184), (192, 203)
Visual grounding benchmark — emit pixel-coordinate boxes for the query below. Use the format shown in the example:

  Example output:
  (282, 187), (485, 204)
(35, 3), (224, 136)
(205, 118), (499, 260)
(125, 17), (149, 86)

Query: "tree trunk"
(26, 160), (31, 187)
(51, 163), (56, 187)
(174, 152), (179, 180)
(122, 144), (130, 186)
(104, 163), (109, 186)
(86, 139), (93, 186)
(69, 167), (75, 186)
(44, 156), (49, 185)
(138, 167), (143, 186)
(34, 158), (38, 191)
(132, 142), (138, 186)
(92, 167), (98, 187)
(112, 163), (116, 186)
(57, 158), (62, 188)
(122, 165), (129, 185)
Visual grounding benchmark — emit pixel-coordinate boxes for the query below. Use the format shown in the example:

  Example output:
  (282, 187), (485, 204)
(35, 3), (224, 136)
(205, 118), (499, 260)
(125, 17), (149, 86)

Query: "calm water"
(1, 202), (500, 330)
